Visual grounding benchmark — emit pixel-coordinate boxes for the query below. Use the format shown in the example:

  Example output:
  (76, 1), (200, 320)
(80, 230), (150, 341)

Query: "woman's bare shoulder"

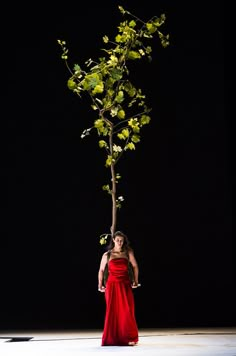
(102, 250), (111, 258)
(128, 247), (134, 255)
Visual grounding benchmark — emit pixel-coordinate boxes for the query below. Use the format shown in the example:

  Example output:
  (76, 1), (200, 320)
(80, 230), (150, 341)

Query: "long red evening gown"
(101, 257), (139, 346)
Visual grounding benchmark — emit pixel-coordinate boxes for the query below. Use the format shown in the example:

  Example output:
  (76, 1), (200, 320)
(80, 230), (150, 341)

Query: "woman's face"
(113, 235), (124, 249)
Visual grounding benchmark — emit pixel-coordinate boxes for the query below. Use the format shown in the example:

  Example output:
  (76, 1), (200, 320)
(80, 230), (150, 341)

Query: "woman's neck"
(112, 248), (123, 253)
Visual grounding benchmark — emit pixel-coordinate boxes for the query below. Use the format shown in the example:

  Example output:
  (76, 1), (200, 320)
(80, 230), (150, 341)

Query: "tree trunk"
(110, 162), (117, 237)
(109, 127), (117, 237)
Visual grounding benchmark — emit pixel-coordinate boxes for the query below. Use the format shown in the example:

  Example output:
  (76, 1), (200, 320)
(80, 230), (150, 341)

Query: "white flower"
(113, 144), (122, 153)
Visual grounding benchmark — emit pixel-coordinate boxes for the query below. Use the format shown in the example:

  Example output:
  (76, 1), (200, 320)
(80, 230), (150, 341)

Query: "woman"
(98, 230), (139, 346)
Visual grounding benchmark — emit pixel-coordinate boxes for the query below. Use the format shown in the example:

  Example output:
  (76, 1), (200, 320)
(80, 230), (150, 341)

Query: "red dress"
(101, 257), (139, 346)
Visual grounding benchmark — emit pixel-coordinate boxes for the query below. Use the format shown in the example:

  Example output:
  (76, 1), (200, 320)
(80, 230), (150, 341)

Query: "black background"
(2, 0), (233, 330)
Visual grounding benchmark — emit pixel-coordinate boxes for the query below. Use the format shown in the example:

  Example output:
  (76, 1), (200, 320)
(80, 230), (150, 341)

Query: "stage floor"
(0, 328), (236, 355)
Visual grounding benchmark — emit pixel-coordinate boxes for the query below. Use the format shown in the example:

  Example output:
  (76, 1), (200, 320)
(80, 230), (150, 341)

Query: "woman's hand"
(132, 282), (141, 288)
(98, 286), (106, 292)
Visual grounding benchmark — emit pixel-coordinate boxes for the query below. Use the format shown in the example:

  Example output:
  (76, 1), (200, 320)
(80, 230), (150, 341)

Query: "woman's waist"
(107, 274), (130, 282)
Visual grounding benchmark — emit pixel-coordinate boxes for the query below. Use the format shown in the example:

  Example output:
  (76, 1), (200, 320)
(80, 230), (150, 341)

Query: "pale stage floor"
(0, 328), (236, 356)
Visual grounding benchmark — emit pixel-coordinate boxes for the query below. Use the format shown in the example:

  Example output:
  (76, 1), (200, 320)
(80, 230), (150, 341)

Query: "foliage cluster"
(58, 5), (169, 244)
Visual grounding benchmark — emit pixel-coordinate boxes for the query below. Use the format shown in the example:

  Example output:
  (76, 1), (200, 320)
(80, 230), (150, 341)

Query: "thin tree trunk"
(110, 162), (117, 237)
(109, 128), (117, 237)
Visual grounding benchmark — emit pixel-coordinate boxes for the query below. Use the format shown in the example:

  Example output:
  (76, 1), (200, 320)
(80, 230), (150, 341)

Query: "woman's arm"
(128, 249), (139, 287)
(98, 252), (108, 292)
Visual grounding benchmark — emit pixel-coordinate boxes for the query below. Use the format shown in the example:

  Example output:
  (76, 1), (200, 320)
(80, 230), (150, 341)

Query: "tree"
(57, 5), (169, 245)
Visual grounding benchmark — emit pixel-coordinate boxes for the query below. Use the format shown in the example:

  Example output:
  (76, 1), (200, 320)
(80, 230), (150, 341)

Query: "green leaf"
(102, 185), (111, 194)
(146, 22), (157, 34)
(103, 35), (109, 43)
(74, 64), (81, 73)
(117, 109), (125, 119)
(67, 79), (76, 90)
(115, 91), (124, 103)
(118, 5), (125, 15)
(127, 51), (141, 60)
(83, 73), (101, 91)
(92, 82), (104, 94)
(105, 155), (113, 167)
(107, 54), (118, 67)
(110, 68), (123, 81)
(125, 142), (135, 150)
(115, 34), (123, 43)
(131, 134), (140, 143)
(129, 20), (136, 28)
(117, 128), (129, 140)
(100, 234), (109, 245)
(99, 140), (108, 149)
(140, 114), (151, 125)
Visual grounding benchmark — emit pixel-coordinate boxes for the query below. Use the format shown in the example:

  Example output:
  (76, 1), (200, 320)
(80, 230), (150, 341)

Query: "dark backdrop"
(1, 1), (233, 330)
